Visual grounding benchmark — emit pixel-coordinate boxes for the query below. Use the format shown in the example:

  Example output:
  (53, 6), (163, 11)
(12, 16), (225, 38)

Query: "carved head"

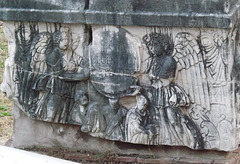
(143, 32), (174, 57)
(74, 90), (89, 106)
(53, 31), (62, 46)
(59, 27), (70, 50)
(52, 27), (69, 50)
(136, 95), (148, 113)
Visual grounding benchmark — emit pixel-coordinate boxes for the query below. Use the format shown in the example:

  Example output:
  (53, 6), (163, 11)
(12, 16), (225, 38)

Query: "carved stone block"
(1, 0), (240, 153)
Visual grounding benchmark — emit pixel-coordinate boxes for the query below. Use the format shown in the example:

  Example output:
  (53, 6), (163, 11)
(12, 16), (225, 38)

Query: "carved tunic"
(125, 107), (151, 144)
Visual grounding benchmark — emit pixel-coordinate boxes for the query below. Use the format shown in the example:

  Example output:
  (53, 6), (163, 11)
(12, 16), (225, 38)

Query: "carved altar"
(1, 0), (240, 154)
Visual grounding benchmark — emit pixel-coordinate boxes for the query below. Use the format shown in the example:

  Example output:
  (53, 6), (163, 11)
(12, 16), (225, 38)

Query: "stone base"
(12, 104), (240, 163)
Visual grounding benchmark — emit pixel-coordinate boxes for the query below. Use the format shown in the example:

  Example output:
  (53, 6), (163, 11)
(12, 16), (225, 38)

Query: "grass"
(0, 24), (8, 80)
(0, 22), (13, 145)
(0, 106), (11, 117)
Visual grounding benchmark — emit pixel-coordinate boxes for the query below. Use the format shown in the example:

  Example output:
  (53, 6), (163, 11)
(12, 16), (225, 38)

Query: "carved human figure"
(61, 26), (78, 72)
(59, 31), (89, 82)
(143, 32), (204, 149)
(13, 24), (89, 122)
(31, 29), (73, 121)
(79, 94), (106, 135)
(125, 95), (155, 144)
(68, 89), (106, 135)
(64, 31), (85, 72)
(102, 98), (128, 140)
(39, 31), (66, 121)
(69, 89), (88, 125)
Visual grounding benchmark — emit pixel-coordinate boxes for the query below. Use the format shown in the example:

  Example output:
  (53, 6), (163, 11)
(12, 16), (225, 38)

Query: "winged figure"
(142, 31), (205, 149)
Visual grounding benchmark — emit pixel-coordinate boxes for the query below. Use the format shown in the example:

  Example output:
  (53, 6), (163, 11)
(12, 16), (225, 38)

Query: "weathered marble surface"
(1, 0), (240, 28)
(1, 21), (240, 151)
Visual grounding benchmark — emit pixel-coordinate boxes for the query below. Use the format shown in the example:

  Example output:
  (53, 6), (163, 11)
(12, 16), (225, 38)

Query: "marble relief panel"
(1, 22), (238, 151)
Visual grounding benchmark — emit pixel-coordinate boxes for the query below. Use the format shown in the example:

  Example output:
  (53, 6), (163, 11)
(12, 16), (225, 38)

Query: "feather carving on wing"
(173, 32), (210, 110)
(30, 32), (52, 73)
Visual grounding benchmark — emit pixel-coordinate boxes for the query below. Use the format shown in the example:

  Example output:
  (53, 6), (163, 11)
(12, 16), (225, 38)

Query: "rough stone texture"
(86, 0), (240, 28)
(89, 0), (234, 14)
(0, 0), (86, 23)
(0, 0), (86, 10)
(0, 0), (240, 28)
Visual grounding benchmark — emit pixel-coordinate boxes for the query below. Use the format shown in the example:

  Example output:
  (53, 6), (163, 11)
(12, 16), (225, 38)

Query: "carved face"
(143, 32), (174, 56)
(59, 27), (70, 50)
(136, 95), (148, 112)
(75, 91), (89, 106)
(59, 32), (69, 50)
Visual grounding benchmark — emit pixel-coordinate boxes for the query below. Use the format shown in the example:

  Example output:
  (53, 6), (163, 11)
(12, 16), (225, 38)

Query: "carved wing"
(173, 32), (210, 110)
(30, 32), (52, 73)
